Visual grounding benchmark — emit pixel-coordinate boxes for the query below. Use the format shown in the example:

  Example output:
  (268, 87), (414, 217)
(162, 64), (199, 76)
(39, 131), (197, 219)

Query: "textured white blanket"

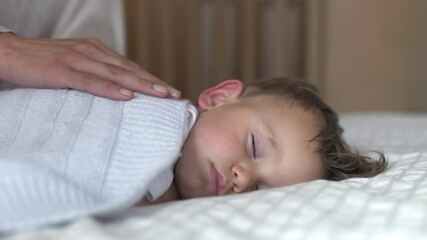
(4, 112), (427, 240)
(0, 89), (196, 233)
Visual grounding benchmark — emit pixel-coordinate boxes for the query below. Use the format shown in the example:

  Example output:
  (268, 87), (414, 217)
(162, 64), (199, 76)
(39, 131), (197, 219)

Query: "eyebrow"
(260, 120), (279, 189)
(262, 120), (278, 153)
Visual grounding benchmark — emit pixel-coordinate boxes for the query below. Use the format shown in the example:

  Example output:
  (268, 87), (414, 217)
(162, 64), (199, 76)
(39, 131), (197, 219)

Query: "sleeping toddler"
(0, 77), (387, 232)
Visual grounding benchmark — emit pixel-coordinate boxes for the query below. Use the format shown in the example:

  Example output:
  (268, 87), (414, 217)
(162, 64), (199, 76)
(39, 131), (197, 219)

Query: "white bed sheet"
(4, 112), (427, 240)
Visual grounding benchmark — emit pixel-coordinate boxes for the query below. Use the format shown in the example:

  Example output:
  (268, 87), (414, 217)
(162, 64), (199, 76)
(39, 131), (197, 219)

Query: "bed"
(4, 112), (427, 240)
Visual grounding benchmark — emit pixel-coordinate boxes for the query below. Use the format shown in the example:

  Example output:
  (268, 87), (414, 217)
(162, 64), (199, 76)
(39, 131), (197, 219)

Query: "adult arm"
(0, 32), (180, 100)
(0, 0), (181, 100)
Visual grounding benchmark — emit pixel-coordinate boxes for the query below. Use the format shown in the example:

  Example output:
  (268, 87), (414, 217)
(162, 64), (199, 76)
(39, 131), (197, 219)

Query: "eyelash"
(250, 134), (260, 191)
(251, 134), (257, 159)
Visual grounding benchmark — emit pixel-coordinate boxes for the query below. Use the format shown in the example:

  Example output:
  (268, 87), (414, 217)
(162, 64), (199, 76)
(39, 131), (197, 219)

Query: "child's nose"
(231, 164), (256, 193)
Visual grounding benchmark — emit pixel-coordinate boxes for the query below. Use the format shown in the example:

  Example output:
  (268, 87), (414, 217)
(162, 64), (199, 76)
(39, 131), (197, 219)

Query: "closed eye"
(251, 134), (257, 158)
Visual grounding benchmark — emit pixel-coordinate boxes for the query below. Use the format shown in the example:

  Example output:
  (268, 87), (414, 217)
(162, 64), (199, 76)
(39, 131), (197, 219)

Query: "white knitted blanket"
(0, 89), (196, 233)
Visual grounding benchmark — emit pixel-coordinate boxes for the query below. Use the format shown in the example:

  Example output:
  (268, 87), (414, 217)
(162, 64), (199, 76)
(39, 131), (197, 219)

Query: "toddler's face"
(174, 80), (325, 199)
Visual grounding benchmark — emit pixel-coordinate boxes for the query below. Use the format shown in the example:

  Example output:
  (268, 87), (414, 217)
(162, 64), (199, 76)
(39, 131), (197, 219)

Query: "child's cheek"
(204, 130), (240, 164)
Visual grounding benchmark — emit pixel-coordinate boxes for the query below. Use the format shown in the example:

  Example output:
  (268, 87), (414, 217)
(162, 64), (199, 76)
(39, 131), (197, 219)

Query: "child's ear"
(198, 79), (244, 110)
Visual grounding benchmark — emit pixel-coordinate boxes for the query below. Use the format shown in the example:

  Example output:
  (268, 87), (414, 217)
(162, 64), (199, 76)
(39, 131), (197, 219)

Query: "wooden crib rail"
(126, 0), (310, 102)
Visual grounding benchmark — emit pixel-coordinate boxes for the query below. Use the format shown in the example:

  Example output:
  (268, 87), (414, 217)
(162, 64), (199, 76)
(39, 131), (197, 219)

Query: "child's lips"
(210, 166), (226, 196)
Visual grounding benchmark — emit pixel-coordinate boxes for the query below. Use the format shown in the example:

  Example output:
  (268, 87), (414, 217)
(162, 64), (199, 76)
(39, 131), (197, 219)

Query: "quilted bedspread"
(4, 112), (427, 240)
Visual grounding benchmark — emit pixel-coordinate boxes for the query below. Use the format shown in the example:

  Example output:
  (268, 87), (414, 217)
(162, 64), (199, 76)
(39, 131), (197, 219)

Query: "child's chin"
(178, 188), (206, 200)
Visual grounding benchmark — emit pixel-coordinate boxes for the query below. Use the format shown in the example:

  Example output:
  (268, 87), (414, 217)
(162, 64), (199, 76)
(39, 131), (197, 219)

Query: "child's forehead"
(243, 93), (288, 103)
(242, 95), (322, 130)
(242, 94), (301, 111)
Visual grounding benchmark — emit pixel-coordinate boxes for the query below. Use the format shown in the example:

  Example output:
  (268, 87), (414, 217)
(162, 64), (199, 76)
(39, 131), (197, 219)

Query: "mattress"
(4, 112), (427, 240)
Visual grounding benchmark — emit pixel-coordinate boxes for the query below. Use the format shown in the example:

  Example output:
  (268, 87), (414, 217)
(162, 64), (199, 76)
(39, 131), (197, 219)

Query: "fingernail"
(119, 88), (133, 97)
(168, 87), (181, 98)
(153, 84), (168, 94)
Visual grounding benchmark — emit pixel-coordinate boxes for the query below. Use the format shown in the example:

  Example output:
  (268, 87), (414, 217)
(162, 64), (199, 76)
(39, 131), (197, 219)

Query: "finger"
(130, 69), (182, 99)
(65, 52), (171, 98)
(65, 70), (135, 101)
(72, 38), (153, 76)
(167, 87), (182, 99)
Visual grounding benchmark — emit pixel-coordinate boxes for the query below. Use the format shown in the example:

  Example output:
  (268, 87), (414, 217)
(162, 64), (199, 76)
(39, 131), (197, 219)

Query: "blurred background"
(124, 0), (427, 113)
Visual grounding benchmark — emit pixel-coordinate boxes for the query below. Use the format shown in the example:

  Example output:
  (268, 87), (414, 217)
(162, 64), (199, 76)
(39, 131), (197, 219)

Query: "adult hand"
(0, 32), (181, 100)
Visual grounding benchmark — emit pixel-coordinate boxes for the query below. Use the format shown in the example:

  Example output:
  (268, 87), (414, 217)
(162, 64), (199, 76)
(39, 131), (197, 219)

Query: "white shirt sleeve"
(0, 25), (11, 32)
(145, 169), (174, 202)
(145, 104), (198, 202)
(51, 0), (126, 55)
(0, 0), (125, 55)
(0, 25), (14, 89)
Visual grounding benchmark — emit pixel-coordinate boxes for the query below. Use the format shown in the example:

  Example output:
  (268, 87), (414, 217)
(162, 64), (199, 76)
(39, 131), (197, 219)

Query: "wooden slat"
(224, 1), (237, 80)
(183, 0), (201, 102)
(157, 0), (175, 85)
(125, 0), (152, 69)
(144, 0), (162, 78)
(274, 0), (288, 77)
(240, 0), (257, 83)
(304, 0), (326, 89)
(173, 0), (186, 92)
(213, 0), (227, 83)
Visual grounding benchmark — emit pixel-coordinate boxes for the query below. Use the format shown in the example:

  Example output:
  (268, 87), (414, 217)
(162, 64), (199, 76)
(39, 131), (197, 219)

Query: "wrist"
(0, 32), (17, 45)
(0, 32), (18, 81)
(0, 32), (15, 51)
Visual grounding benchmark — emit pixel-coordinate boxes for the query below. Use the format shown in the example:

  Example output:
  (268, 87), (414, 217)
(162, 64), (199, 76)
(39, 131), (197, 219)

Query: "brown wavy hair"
(243, 77), (387, 180)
